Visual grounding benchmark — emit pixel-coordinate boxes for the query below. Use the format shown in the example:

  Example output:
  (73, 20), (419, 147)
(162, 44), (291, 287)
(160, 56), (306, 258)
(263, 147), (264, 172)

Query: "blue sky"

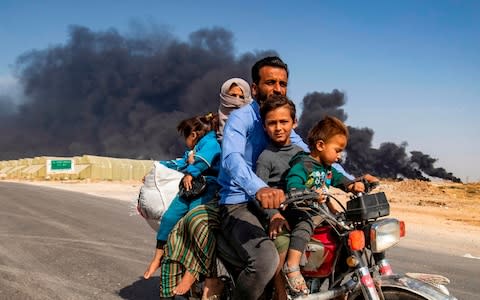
(0, 0), (479, 182)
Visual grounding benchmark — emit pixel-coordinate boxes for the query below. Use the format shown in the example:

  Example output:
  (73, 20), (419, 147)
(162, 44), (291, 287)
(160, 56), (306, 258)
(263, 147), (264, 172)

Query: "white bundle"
(136, 161), (183, 231)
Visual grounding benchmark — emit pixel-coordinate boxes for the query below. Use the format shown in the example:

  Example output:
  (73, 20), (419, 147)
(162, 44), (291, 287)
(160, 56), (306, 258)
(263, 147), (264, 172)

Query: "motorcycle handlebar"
(279, 189), (320, 209)
(278, 188), (349, 228)
(255, 179), (380, 213)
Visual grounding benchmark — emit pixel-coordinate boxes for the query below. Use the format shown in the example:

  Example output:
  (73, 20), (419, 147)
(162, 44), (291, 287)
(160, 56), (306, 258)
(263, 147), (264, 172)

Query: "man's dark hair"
(260, 94), (296, 123)
(251, 56), (289, 84)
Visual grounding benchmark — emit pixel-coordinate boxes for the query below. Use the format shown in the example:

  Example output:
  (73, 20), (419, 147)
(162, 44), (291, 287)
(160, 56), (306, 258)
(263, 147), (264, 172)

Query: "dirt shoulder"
(380, 180), (480, 257)
(6, 178), (480, 257)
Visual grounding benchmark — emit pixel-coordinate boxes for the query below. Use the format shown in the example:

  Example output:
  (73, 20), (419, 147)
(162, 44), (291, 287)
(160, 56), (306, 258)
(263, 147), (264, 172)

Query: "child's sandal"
(282, 263), (309, 295)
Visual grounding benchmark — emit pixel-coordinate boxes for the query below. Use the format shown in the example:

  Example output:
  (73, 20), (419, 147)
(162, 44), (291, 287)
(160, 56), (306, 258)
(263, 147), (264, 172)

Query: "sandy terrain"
(6, 178), (480, 258)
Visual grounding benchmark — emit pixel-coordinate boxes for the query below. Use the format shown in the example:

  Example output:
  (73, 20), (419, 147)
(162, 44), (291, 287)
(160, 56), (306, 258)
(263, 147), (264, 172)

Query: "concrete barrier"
(0, 167), (12, 178)
(0, 160), (14, 178)
(2, 160), (28, 179)
(0, 155), (154, 181)
(79, 155), (113, 180)
(21, 157), (46, 180)
(131, 160), (154, 180)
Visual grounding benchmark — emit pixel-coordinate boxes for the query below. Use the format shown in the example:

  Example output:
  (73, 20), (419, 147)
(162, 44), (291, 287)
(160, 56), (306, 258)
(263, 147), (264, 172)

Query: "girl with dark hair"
(144, 78), (251, 300)
(144, 112), (221, 282)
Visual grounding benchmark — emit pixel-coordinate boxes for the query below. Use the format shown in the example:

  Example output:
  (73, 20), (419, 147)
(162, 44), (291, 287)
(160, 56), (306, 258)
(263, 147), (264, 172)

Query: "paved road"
(388, 247), (480, 300)
(1, 182), (478, 299)
(0, 182), (158, 299)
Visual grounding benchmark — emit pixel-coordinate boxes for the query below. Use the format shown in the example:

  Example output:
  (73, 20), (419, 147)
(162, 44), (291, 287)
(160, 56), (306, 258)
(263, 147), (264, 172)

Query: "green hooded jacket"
(286, 151), (352, 192)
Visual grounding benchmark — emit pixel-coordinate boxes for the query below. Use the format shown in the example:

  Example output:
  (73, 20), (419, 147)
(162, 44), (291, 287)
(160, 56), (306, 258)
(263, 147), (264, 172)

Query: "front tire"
(381, 288), (428, 300)
(350, 288), (428, 300)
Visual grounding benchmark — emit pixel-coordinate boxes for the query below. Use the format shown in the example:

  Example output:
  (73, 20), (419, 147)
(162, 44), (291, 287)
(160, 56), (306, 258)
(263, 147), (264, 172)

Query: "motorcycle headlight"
(370, 218), (401, 253)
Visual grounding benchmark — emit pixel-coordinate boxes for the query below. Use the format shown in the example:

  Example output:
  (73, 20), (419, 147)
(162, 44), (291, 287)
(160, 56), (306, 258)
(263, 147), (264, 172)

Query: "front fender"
(379, 274), (457, 300)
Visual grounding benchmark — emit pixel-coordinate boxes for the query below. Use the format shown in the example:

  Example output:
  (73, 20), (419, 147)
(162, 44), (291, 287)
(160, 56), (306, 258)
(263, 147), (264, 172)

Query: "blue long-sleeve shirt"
(160, 131), (220, 183)
(217, 100), (354, 205)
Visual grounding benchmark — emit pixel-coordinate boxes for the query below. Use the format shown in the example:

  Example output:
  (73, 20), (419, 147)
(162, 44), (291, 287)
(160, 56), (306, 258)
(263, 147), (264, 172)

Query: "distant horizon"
(0, 153), (475, 183)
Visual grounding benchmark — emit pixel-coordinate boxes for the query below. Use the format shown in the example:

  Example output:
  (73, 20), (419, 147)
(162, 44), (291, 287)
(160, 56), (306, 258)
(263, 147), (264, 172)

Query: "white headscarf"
(217, 78), (252, 141)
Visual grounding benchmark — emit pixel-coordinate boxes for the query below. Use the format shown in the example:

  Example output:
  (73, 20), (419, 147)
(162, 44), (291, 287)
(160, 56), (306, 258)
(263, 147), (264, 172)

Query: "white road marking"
(463, 253), (480, 260)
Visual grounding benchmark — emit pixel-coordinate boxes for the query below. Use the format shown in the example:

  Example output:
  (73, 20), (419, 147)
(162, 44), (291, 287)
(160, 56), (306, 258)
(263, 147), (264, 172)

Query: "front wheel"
(381, 289), (428, 300)
(349, 288), (428, 300)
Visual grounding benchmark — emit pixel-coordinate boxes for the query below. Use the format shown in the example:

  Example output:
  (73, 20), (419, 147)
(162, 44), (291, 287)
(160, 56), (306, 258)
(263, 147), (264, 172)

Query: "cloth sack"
(136, 161), (184, 231)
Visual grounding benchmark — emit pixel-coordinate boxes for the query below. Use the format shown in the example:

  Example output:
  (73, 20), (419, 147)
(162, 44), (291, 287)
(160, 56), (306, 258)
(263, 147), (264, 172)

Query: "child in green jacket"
(282, 116), (366, 294)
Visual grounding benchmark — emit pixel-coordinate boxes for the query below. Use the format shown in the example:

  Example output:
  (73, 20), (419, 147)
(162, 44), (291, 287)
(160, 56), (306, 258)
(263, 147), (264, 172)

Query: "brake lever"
(367, 180), (380, 192)
(357, 176), (380, 194)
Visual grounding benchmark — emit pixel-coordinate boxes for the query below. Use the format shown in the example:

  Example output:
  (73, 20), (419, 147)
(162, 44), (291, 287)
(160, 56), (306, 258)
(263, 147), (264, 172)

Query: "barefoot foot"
(173, 271), (196, 295)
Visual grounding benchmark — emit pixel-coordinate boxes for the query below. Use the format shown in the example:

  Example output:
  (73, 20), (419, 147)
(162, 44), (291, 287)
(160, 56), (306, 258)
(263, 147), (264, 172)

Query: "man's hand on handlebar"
(256, 187), (285, 209)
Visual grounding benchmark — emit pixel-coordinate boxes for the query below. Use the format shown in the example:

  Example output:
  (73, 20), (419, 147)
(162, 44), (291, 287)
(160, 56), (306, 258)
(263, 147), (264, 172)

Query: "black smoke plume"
(0, 95), (17, 116)
(0, 25), (273, 160)
(297, 90), (461, 182)
(410, 151), (460, 182)
(296, 90), (348, 138)
(0, 25), (460, 182)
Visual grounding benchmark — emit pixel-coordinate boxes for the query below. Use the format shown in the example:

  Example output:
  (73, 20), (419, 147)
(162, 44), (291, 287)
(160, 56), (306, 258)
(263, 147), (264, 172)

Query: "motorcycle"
(214, 181), (457, 300)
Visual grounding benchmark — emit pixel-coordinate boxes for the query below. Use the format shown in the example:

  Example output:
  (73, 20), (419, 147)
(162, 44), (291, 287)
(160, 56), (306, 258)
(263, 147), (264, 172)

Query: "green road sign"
(47, 159), (74, 174)
(51, 160), (72, 170)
